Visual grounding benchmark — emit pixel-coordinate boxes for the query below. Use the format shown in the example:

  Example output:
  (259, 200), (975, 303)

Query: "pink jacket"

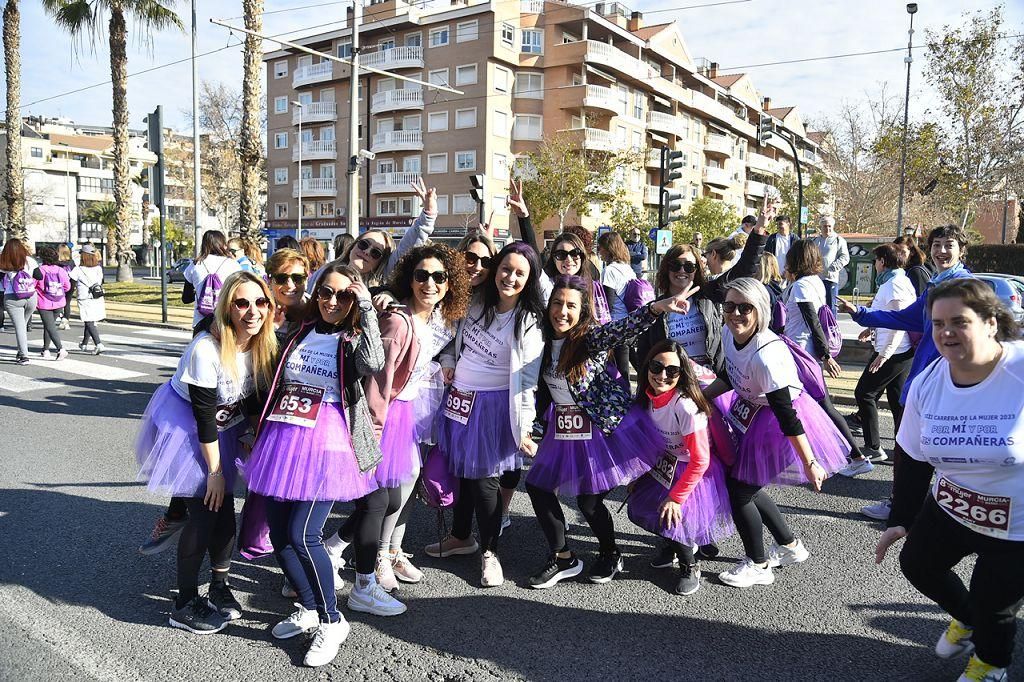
(363, 306), (421, 437)
(36, 264), (71, 310)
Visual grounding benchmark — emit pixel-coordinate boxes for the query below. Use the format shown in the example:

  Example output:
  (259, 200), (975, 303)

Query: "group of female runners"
(132, 181), (1022, 680)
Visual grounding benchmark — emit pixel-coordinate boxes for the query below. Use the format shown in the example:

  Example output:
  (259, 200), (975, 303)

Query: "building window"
(274, 132), (288, 149)
(274, 60), (288, 78)
(493, 153), (509, 180)
(275, 203), (288, 218)
(429, 26), (449, 47)
(455, 108), (477, 129)
(494, 67), (511, 93)
(452, 193), (475, 214)
(690, 185), (699, 199)
(428, 68), (449, 87)
(631, 130), (642, 151)
(501, 23), (515, 48)
(514, 72), (543, 98)
(399, 197), (416, 215)
(405, 32), (422, 47)
(427, 153), (448, 174)
(455, 150), (476, 172)
(562, 31), (579, 44)
(377, 158), (396, 174)
(513, 114), (542, 140)
(455, 64), (478, 86)
(274, 96), (288, 114)
(494, 110), (509, 137)
(521, 29), (543, 54)
(274, 168), (288, 185)
(456, 20), (479, 43)
(427, 111), (449, 132)
(79, 177), (115, 193)
(319, 201), (335, 217)
(337, 42), (352, 59)
(435, 194), (449, 215)
(633, 92), (643, 120)
(378, 198), (398, 216)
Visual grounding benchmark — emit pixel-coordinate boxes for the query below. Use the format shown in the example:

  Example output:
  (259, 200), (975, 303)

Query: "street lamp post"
(57, 142), (74, 243)
(292, 100), (303, 241)
(895, 3), (918, 238)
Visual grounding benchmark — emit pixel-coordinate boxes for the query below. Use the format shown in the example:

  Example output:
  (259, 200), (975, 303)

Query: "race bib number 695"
(443, 388), (476, 425)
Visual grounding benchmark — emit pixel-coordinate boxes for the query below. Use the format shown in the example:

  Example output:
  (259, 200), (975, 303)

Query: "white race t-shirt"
(897, 341), (1024, 540)
(650, 392), (707, 464)
(1, 256), (38, 295)
(184, 255), (243, 325)
(397, 310), (455, 401)
(723, 327), (801, 406)
(171, 332), (254, 406)
(283, 329), (343, 403)
(602, 261), (635, 321)
(666, 307), (709, 361)
(544, 338), (575, 405)
(783, 275), (827, 356)
(453, 306), (516, 391)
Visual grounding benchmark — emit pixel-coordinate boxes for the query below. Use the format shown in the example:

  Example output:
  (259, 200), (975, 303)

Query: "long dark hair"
(198, 230), (232, 262)
(894, 235), (926, 269)
(389, 243), (471, 326)
(302, 263), (365, 334)
(542, 232), (599, 285)
(655, 244), (708, 296)
(542, 275), (601, 384)
(478, 241), (544, 339)
(635, 340), (710, 415)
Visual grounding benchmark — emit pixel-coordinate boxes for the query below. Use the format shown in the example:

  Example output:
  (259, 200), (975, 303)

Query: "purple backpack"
(196, 262), (227, 316)
(768, 335), (827, 401)
(6, 269), (36, 300)
(419, 446), (458, 509)
(817, 305), (843, 358)
(622, 277), (655, 312)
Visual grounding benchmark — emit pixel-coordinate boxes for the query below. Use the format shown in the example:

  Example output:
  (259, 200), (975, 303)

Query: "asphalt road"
(0, 321), (1019, 681)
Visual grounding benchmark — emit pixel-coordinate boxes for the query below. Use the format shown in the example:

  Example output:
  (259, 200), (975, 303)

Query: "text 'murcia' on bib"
(649, 453), (678, 490)
(553, 404), (592, 441)
(936, 477), (1011, 539)
(267, 383), (326, 428)
(728, 396), (761, 434)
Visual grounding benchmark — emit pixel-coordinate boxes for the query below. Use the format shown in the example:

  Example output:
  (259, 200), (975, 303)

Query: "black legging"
(727, 478), (795, 564)
(527, 484), (617, 555)
(177, 496), (236, 606)
(82, 321), (102, 346)
(818, 390), (863, 459)
(452, 469), (521, 541)
(38, 309), (63, 352)
(334, 487), (401, 574)
(450, 477), (503, 552)
(855, 349), (913, 450)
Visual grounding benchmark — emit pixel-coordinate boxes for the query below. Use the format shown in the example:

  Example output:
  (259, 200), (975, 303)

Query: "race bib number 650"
(554, 405), (592, 441)
(267, 383), (325, 428)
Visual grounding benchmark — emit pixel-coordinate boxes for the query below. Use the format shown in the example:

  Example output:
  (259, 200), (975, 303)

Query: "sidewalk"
(72, 300), (193, 330)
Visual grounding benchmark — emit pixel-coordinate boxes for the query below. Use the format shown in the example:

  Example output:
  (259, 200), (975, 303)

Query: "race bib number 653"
(267, 383), (325, 428)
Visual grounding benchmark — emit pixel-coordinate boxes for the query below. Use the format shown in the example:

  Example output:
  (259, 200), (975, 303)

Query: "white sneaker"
(40, 350), (52, 360)
(303, 619), (350, 667)
(481, 551), (504, 587)
(391, 552), (424, 583)
(375, 551), (400, 592)
(958, 654), (1007, 681)
(78, 342), (89, 352)
(936, 619), (975, 659)
(768, 539), (810, 568)
(347, 577), (407, 616)
(719, 557), (775, 588)
(861, 498), (892, 521)
(55, 348), (69, 361)
(93, 343), (105, 355)
(271, 604), (319, 639)
(499, 515), (511, 536)
(837, 458), (875, 478)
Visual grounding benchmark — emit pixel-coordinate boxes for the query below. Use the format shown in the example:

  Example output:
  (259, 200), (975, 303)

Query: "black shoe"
(529, 553), (583, 589)
(650, 543), (678, 569)
(843, 413), (864, 437)
(863, 447), (889, 463)
(588, 550), (623, 584)
(169, 595), (228, 634)
(697, 543), (720, 559)
(207, 582), (242, 621)
(675, 563), (701, 596)
(15, 355), (29, 365)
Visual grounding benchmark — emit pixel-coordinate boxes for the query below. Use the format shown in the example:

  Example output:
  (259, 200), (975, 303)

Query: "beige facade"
(264, 0), (824, 240)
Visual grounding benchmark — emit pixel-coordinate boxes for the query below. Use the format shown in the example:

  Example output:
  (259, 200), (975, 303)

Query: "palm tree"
(43, 0), (182, 282)
(237, 0), (264, 241)
(82, 200), (118, 265)
(3, 0), (24, 241)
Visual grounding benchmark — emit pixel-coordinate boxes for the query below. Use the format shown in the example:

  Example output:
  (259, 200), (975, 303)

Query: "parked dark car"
(166, 258), (193, 284)
(976, 273), (1024, 323)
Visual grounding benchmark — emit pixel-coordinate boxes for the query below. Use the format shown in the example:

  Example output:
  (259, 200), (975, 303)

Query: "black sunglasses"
(271, 272), (307, 286)
(649, 360), (682, 379)
(667, 260), (698, 274)
(552, 248), (583, 262)
(317, 286), (355, 304)
(463, 252), (493, 269)
(413, 269), (449, 284)
(723, 301), (756, 316)
(356, 238), (385, 261)
(231, 296), (271, 311)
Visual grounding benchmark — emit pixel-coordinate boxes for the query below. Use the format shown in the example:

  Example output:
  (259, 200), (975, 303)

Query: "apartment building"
(264, 0), (824, 242)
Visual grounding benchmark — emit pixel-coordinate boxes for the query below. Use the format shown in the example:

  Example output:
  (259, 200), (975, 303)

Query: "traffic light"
(658, 148), (684, 228)
(758, 114), (774, 146)
(144, 106), (164, 206)
(469, 174), (485, 205)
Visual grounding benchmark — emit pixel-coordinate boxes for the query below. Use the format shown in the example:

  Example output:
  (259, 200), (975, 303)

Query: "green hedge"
(965, 244), (1024, 276)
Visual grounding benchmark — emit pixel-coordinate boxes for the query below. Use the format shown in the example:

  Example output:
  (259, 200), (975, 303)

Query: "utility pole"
(191, 0), (202, 254)
(293, 101), (304, 240)
(146, 106), (168, 323)
(895, 3), (918, 238)
(346, 0), (362, 238)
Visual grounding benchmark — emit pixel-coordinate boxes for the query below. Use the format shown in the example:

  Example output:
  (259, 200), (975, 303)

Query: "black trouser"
(526, 484), (617, 555)
(450, 476), (503, 552)
(612, 345), (630, 382)
(727, 478), (795, 564)
(900, 497), (1024, 668)
(855, 349), (913, 450)
(0, 291), (5, 327)
(670, 541), (696, 566)
(61, 291), (72, 320)
(177, 496), (236, 606)
(38, 309), (63, 351)
(818, 390), (863, 459)
(166, 496), (188, 521)
(82, 321), (101, 346)
(335, 487), (401, 574)
(452, 469), (520, 540)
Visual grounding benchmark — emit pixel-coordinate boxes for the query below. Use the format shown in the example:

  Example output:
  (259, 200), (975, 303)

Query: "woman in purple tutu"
(245, 264), (402, 668)
(136, 271), (278, 634)
(427, 241), (546, 588)
(524, 276), (697, 589)
(703, 277), (849, 589)
(627, 340), (735, 596)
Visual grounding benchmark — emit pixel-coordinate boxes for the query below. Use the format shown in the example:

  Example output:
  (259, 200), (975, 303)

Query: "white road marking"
(100, 333), (186, 351)
(0, 349), (145, 380)
(106, 351), (178, 368)
(0, 371), (52, 393)
(137, 328), (192, 341)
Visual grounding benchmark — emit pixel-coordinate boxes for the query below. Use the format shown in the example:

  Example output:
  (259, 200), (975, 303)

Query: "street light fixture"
(56, 142), (74, 243)
(292, 100), (304, 240)
(895, 2), (918, 237)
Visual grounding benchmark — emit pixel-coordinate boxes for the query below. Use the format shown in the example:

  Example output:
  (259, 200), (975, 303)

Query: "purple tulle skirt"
(526, 403), (662, 496)
(246, 401), (378, 502)
(628, 456), (735, 545)
(731, 390), (850, 486)
(408, 367), (446, 445)
(438, 388), (523, 480)
(135, 382), (243, 496)
(375, 398), (422, 488)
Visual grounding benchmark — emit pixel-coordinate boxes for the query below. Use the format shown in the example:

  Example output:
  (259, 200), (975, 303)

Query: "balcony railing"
(521, 0), (544, 12)
(292, 140), (337, 162)
(293, 101), (337, 125)
(566, 127), (619, 152)
(580, 84), (624, 115)
(370, 88), (424, 114)
(292, 177), (337, 198)
(704, 133), (733, 157)
(293, 61), (333, 88)
(703, 166), (733, 188)
(371, 130), (424, 153)
(745, 179), (767, 197)
(746, 152), (781, 176)
(578, 40), (656, 81)
(360, 46), (424, 71)
(646, 111), (677, 135)
(370, 171), (421, 194)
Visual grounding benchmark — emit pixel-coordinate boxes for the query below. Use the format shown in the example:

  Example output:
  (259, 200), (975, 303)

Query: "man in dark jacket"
(625, 227), (649, 278)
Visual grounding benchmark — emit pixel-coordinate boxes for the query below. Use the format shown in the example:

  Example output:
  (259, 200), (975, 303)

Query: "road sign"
(648, 227), (658, 241)
(598, 225), (611, 236)
(655, 229), (673, 255)
(800, 206), (809, 225)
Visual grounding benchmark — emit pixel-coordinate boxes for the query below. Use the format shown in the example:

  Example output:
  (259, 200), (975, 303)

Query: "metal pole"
(159, 202), (168, 323)
(1001, 116), (1012, 243)
(191, 0), (202, 253)
(896, 8), (916, 237)
(779, 131), (804, 239)
(62, 145), (73, 243)
(294, 101), (303, 240)
(346, 0), (362, 237)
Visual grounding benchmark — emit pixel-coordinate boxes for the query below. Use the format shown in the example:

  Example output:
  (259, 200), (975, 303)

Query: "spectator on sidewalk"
(765, 215), (794, 277)
(70, 245), (107, 354)
(728, 215), (758, 239)
(812, 217), (849, 315)
(35, 246), (72, 361)
(0, 238), (42, 365)
(625, 227), (649, 278)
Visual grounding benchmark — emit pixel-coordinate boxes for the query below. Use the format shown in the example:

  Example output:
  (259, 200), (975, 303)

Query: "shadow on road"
(0, 377), (155, 420)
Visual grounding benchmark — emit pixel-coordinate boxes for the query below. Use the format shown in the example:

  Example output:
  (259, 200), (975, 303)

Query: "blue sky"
(12, 0), (1024, 133)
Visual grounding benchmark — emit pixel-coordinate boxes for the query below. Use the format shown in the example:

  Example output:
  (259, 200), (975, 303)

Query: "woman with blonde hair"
(136, 270), (278, 634)
(300, 237), (326, 273)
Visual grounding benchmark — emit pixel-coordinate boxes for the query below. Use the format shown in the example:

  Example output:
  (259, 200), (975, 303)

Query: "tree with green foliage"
(147, 217), (193, 261)
(776, 171), (831, 235)
(604, 192), (654, 242)
(672, 197), (739, 245)
(81, 201), (118, 264)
